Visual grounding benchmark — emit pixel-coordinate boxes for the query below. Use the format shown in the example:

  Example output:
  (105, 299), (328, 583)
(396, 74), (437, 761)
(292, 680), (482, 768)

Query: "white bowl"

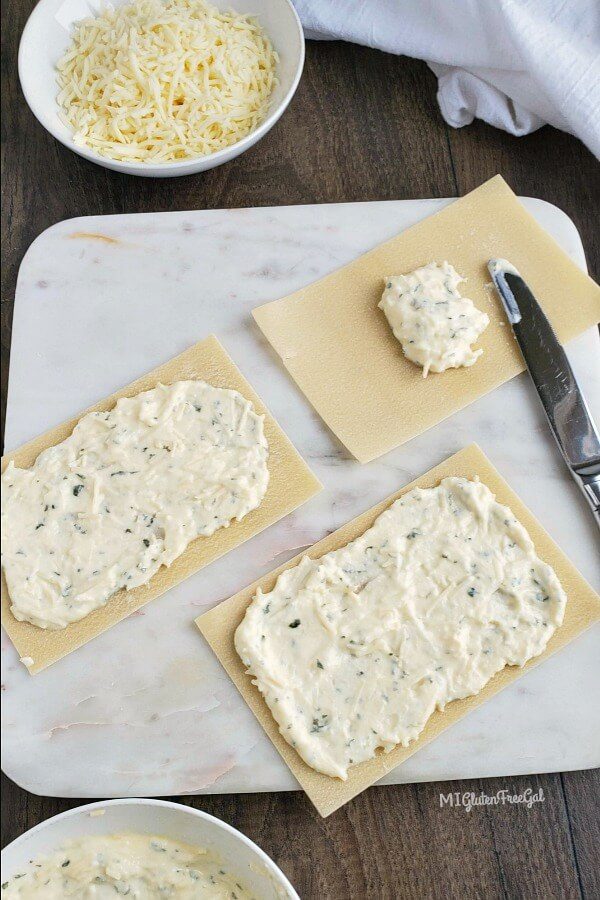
(1, 798), (300, 898)
(18, 0), (305, 177)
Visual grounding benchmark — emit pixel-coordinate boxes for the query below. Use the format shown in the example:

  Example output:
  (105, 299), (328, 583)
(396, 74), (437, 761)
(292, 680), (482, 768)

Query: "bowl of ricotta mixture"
(1, 798), (299, 898)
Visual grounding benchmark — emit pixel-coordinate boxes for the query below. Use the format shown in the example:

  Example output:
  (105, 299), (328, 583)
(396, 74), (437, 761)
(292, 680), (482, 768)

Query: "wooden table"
(2, 5), (599, 895)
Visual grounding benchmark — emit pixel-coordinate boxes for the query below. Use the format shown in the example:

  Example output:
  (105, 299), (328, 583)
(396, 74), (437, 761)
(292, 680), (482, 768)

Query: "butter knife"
(488, 258), (600, 531)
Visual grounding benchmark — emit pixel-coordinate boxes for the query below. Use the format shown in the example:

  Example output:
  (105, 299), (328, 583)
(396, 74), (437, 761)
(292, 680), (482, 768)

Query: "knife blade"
(488, 258), (600, 531)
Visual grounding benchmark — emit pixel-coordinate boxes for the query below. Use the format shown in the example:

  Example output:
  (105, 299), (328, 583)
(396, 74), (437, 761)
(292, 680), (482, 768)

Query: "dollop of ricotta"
(1, 380), (269, 629)
(235, 477), (566, 780)
(379, 261), (489, 376)
(2, 832), (254, 898)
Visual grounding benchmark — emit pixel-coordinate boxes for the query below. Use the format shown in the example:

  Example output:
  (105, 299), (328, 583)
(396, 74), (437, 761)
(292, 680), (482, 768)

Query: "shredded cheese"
(56, 0), (279, 163)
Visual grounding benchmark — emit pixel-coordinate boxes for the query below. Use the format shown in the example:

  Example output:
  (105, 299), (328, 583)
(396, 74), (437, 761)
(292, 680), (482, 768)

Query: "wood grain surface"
(2, 2), (599, 895)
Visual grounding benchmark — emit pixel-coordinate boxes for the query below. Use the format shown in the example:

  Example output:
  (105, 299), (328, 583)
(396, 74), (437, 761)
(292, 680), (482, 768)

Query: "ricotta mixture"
(1, 381), (269, 629)
(2, 832), (254, 898)
(235, 477), (566, 780)
(379, 261), (489, 376)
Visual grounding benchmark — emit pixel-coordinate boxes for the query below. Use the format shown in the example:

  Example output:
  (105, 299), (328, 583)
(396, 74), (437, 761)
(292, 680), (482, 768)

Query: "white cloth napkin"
(294, 0), (600, 159)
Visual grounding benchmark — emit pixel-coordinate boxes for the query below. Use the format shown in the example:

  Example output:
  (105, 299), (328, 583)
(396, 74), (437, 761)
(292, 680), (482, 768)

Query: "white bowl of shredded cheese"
(1, 798), (300, 897)
(18, 0), (304, 176)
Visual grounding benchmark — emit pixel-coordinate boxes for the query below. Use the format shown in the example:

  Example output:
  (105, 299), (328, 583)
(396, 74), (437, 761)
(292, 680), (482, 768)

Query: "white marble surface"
(2, 197), (599, 799)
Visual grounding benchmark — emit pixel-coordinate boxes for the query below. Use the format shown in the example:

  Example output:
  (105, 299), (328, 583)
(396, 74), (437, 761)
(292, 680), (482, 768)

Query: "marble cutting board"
(2, 197), (599, 798)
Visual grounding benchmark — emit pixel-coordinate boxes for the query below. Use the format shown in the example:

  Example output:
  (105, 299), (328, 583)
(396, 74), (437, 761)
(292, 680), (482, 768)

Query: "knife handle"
(577, 468), (600, 532)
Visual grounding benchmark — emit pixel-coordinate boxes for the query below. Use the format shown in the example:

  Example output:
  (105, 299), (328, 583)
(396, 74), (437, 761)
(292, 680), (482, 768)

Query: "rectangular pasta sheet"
(1, 336), (322, 673)
(196, 444), (600, 817)
(253, 176), (600, 462)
